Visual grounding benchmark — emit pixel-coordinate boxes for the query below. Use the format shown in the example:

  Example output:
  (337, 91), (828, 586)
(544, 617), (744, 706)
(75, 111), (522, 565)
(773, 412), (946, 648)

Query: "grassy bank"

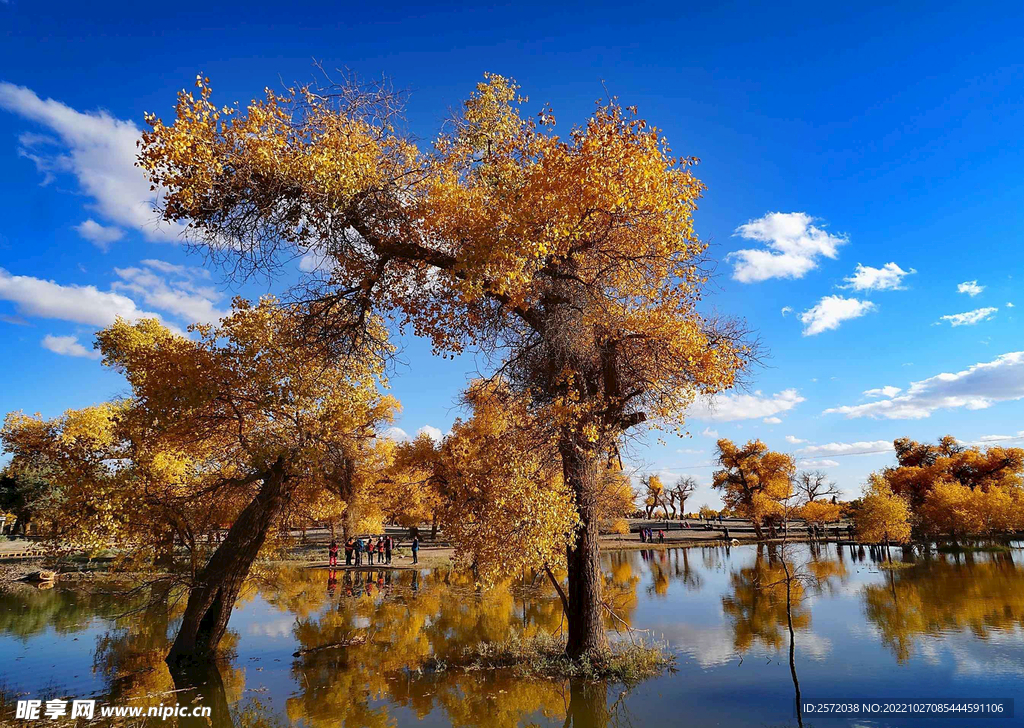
(430, 633), (674, 685)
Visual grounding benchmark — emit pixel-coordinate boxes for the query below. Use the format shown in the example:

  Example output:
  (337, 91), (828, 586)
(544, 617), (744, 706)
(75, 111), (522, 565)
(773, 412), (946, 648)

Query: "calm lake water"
(1, 542), (1022, 727)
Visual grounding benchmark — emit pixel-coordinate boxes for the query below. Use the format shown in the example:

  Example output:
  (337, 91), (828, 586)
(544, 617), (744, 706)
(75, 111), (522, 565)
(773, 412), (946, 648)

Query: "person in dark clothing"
(639, 528), (646, 543)
(385, 536), (393, 564)
(355, 537), (364, 566)
(328, 539), (339, 568)
(344, 538), (355, 566)
(411, 536), (419, 564)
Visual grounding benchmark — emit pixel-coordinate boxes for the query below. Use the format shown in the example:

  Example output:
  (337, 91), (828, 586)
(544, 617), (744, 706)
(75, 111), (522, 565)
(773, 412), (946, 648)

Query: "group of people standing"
(327, 534), (421, 567)
(638, 527), (665, 543)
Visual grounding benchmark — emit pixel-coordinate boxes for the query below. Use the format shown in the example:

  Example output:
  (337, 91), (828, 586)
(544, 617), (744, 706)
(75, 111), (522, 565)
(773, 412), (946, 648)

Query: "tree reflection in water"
(720, 544), (850, 728)
(3, 546), (1023, 727)
(862, 550), (1024, 663)
(276, 565), (639, 728)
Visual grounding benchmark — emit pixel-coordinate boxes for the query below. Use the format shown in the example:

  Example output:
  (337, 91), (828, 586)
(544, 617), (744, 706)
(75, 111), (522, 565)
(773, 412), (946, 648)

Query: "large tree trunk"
(560, 437), (609, 659)
(167, 458), (290, 666)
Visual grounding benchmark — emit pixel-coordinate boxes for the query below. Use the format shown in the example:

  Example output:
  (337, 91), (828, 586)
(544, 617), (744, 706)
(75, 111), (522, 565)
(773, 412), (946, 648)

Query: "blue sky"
(1, 0), (1022, 507)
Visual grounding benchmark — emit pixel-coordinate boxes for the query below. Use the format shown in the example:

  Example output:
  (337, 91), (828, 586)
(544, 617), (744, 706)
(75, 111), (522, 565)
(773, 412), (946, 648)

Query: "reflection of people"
(329, 540), (338, 567)
(327, 569), (337, 596)
(411, 536), (419, 564)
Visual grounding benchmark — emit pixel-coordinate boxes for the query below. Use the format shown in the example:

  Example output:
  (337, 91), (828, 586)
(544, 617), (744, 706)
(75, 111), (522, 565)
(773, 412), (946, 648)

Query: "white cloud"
(763, 416), (782, 424)
(1007, 302), (1015, 308)
(976, 434), (1018, 443)
(781, 306), (793, 317)
(74, 219), (124, 250)
(863, 385), (901, 399)
(798, 440), (894, 457)
(797, 459), (840, 468)
(825, 352), (1024, 419)
(729, 212), (847, 282)
(41, 334), (100, 360)
(0, 82), (183, 242)
(416, 425), (443, 444)
(690, 389), (804, 422)
(957, 280), (985, 297)
(138, 258), (209, 278)
(0, 268), (162, 327)
(112, 262), (227, 325)
(799, 295), (876, 336)
(383, 426), (409, 441)
(298, 247), (337, 274)
(842, 262), (915, 291)
(785, 435), (807, 444)
(700, 427), (719, 438)
(938, 307), (998, 327)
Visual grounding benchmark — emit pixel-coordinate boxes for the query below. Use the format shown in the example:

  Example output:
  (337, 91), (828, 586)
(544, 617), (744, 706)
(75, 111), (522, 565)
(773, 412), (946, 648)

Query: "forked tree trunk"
(167, 457), (290, 666)
(560, 438), (609, 659)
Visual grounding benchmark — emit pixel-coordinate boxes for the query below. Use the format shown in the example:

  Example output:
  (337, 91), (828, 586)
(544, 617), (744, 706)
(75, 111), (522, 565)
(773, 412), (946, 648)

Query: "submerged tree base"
(432, 634), (674, 685)
(877, 561), (914, 571)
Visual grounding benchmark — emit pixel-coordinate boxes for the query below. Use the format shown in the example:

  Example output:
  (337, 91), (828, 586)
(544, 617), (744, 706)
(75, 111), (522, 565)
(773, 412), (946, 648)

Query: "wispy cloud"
(0, 82), (184, 243)
(690, 389), (804, 422)
(0, 268), (163, 328)
(799, 295), (876, 336)
(799, 440), (894, 456)
(797, 459), (840, 468)
(864, 386), (901, 398)
(938, 307), (997, 327)
(825, 352), (1024, 419)
(112, 261), (227, 326)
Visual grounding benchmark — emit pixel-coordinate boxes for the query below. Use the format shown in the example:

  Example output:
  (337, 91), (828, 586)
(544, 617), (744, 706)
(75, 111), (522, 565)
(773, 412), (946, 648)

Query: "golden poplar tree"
(713, 439), (795, 539)
(139, 72), (751, 657)
(93, 298), (396, 663)
(856, 475), (912, 551)
(870, 436), (1024, 538)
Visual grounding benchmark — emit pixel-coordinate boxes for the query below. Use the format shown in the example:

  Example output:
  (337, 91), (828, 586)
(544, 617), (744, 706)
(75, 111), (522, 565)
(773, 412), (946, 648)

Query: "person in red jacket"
(328, 539), (338, 568)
